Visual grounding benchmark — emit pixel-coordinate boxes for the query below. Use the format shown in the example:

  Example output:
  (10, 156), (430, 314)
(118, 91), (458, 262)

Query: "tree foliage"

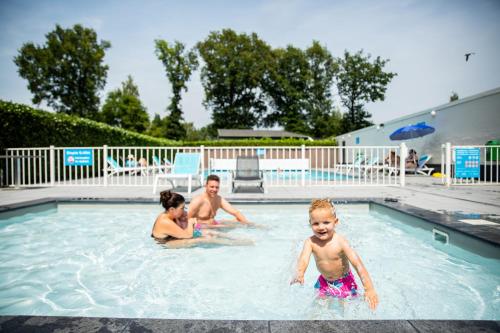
(263, 46), (310, 134)
(305, 41), (340, 138)
(264, 41), (340, 138)
(155, 40), (198, 140)
(336, 50), (396, 133)
(13, 24), (111, 119)
(197, 29), (272, 129)
(100, 75), (149, 133)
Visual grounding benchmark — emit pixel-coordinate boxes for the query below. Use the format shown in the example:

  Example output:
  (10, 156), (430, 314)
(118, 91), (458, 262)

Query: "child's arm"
(290, 238), (313, 285)
(340, 237), (379, 310)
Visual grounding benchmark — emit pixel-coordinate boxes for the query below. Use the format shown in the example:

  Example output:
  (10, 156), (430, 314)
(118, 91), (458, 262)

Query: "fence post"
(49, 145), (55, 186)
(399, 143), (407, 187)
(200, 145), (205, 184)
(445, 142), (451, 187)
(301, 144), (306, 186)
(441, 144), (445, 184)
(103, 145), (108, 187)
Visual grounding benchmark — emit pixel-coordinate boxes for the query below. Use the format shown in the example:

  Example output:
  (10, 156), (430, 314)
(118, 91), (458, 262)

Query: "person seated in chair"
(384, 151), (400, 167)
(126, 154), (148, 168)
(405, 149), (418, 169)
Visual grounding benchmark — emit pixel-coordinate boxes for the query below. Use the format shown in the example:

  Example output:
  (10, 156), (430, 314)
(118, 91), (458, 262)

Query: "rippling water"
(0, 203), (498, 319)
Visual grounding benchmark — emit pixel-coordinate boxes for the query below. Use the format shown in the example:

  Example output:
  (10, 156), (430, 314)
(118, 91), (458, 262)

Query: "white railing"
(442, 143), (499, 186)
(2, 144), (406, 188)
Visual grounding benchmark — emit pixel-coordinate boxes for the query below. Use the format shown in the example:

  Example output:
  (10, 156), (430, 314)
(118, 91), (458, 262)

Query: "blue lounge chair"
(335, 154), (366, 174)
(152, 153), (202, 194)
(106, 156), (146, 176)
(152, 156), (172, 174)
(407, 154), (434, 175)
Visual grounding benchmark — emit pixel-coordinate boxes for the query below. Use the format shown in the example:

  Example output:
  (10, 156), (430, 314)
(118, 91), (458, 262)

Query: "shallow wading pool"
(0, 202), (498, 320)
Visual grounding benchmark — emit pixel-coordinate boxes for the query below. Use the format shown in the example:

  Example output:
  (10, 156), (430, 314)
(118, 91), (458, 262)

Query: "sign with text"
(64, 149), (93, 166)
(455, 148), (480, 179)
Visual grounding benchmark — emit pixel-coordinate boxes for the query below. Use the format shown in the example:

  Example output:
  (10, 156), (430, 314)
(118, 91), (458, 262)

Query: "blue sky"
(1, 0), (499, 129)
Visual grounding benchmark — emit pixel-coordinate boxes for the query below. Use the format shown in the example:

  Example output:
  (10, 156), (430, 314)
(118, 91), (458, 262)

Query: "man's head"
(205, 174), (220, 197)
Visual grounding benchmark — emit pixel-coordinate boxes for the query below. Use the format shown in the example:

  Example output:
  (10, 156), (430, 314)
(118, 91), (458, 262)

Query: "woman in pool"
(151, 190), (253, 248)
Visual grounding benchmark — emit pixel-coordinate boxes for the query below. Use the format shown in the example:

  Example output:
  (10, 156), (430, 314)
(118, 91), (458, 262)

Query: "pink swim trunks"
(314, 270), (358, 298)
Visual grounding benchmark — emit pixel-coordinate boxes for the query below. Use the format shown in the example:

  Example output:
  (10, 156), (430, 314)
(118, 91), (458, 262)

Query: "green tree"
(263, 46), (310, 134)
(14, 24), (110, 119)
(197, 29), (272, 129)
(264, 41), (340, 138)
(155, 40), (198, 140)
(147, 113), (169, 138)
(304, 41), (339, 138)
(449, 91), (459, 102)
(100, 76), (150, 132)
(183, 122), (211, 141)
(336, 50), (396, 133)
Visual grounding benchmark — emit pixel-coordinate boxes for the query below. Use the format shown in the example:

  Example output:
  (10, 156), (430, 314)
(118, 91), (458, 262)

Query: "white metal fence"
(442, 143), (500, 186)
(1, 145), (407, 188)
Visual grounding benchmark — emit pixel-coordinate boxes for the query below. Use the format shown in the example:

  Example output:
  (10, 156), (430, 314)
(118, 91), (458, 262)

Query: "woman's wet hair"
(309, 198), (336, 217)
(159, 190), (185, 210)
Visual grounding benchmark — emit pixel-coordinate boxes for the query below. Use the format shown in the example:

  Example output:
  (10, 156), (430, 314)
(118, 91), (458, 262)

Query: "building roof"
(218, 129), (310, 139)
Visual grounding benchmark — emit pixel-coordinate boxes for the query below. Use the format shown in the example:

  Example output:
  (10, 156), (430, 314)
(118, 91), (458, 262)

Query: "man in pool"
(188, 174), (251, 227)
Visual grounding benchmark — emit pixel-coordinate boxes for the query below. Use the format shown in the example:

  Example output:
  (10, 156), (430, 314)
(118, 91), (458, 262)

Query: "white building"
(335, 87), (500, 165)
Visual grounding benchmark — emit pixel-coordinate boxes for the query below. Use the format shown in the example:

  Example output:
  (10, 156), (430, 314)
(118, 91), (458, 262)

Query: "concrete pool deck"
(1, 176), (499, 332)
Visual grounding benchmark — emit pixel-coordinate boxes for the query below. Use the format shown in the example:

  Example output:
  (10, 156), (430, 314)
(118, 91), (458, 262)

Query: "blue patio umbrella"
(389, 122), (435, 141)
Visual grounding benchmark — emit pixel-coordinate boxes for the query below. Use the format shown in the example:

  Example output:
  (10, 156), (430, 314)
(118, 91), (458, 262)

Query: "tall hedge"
(0, 100), (336, 151)
(0, 100), (177, 151)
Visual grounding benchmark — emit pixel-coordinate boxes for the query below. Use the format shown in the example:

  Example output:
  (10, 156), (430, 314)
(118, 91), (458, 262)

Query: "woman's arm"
(162, 217), (195, 239)
(291, 238), (312, 285)
(341, 237), (379, 310)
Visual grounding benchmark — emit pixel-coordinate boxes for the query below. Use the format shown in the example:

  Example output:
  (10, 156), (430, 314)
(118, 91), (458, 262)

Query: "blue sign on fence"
(64, 149), (93, 166)
(256, 148), (266, 156)
(455, 148), (480, 179)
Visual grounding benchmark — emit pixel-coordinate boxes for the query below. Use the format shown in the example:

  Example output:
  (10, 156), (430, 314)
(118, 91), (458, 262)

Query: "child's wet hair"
(159, 190), (185, 210)
(309, 199), (336, 217)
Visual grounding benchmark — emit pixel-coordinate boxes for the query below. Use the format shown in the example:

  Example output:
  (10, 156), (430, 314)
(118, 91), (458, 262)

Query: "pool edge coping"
(0, 316), (499, 332)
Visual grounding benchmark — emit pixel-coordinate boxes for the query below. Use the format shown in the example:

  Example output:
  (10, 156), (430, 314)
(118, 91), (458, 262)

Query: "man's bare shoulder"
(189, 195), (204, 205)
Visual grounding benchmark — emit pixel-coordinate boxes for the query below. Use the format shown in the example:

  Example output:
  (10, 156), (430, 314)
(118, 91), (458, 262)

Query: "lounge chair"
(106, 156), (146, 176)
(152, 153), (202, 194)
(361, 156), (381, 176)
(231, 155), (264, 193)
(335, 154), (365, 174)
(152, 156), (172, 174)
(407, 154), (434, 175)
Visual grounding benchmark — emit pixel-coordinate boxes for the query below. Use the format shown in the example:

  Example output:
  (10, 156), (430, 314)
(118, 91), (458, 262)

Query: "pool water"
(0, 203), (498, 320)
(205, 169), (351, 182)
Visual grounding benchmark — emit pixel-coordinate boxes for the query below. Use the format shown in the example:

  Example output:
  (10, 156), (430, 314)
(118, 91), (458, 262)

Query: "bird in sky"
(465, 52), (475, 62)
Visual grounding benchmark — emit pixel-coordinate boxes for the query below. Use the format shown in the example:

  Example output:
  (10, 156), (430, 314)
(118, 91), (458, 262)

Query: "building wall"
(335, 87), (500, 164)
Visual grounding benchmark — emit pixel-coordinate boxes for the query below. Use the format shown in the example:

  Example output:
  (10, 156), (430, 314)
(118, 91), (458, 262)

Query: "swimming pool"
(0, 202), (498, 320)
(205, 169), (351, 182)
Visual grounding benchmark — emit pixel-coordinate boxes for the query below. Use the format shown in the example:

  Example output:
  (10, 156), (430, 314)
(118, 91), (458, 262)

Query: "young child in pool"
(291, 199), (379, 310)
